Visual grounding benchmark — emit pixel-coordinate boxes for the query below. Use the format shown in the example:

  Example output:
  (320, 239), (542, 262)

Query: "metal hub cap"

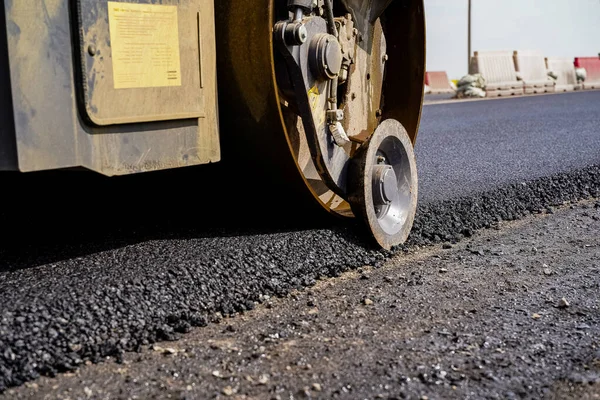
(372, 164), (397, 206)
(309, 33), (343, 80)
(348, 119), (418, 250)
(373, 138), (412, 235)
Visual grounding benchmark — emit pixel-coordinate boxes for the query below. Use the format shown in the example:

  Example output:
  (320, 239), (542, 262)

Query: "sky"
(424, 0), (600, 79)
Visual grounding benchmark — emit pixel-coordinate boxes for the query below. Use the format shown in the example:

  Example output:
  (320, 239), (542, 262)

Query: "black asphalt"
(6, 200), (600, 400)
(0, 92), (599, 393)
(423, 92), (456, 103)
(417, 91), (600, 202)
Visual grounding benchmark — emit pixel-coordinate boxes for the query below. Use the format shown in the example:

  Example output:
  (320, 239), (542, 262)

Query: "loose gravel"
(0, 164), (599, 393)
(3, 194), (600, 400)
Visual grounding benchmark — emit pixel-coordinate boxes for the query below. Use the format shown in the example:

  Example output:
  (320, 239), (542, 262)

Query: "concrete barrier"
(545, 57), (581, 92)
(469, 51), (524, 97)
(513, 50), (555, 94)
(574, 57), (600, 89)
(425, 71), (455, 94)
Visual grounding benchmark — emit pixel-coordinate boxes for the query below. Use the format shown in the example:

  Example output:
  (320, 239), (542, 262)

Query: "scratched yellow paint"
(107, 1), (182, 89)
(308, 86), (326, 127)
(308, 85), (320, 110)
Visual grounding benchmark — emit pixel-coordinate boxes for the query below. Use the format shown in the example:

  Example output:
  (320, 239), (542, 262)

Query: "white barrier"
(545, 57), (581, 92)
(513, 50), (555, 94)
(469, 51), (523, 97)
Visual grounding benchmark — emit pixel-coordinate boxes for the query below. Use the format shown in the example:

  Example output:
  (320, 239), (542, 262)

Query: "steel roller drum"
(211, 0), (425, 224)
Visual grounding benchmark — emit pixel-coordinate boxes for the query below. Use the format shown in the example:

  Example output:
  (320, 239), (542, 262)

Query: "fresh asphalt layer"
(6, 199), (600, 400)
(423, 92), (456, 103)
(417, 90), (600, 203)
(0, 91), (599, 393)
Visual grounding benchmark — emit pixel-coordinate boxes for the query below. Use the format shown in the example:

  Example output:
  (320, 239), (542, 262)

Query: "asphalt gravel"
(0, 93), (599, 393)
(4, 199), (599, 399)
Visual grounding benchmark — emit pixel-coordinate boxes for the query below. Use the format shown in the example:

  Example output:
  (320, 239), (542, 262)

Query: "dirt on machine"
(0, 0), (426, 249)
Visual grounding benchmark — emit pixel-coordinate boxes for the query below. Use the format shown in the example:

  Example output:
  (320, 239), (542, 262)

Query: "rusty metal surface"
(213, 0), (327, 216)
(340, 0), (393, 40)
(0, 3), (17, 171)
(3, 0), (219, 175)
(342, 19), (386, 141)
(379, 0), (425, 145)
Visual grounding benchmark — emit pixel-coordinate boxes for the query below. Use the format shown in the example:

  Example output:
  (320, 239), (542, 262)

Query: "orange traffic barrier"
(513, 50), (555, 94)
(469, 51), (524, 97)
(574, 57), (600, 89)
(425, 71), (455, 94)
(545, 57), (581, 92)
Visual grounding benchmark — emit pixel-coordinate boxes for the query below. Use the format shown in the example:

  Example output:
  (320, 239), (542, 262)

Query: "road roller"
(0, 0), (425, 249)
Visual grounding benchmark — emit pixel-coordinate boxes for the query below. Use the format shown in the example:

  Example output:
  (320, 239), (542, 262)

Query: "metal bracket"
(274, 17), (351, 197)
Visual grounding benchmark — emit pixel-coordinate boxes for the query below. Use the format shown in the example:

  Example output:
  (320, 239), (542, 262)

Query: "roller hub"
(348, 119), (418, 250)
(309, 33), (343, 80)
(373, 164), (396, 206)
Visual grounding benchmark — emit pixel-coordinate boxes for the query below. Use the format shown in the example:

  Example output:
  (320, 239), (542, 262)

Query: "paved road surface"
(417, 90), (600, 202)
(0, 91), (599, 397)
(423, 93), (456, 103)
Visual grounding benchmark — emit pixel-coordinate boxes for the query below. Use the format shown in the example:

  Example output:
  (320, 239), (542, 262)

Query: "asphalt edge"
(423, 88), (600, 106)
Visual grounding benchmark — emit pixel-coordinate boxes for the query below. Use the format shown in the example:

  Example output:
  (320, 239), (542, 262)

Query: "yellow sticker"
(308, 86), (325, 127)
(308, 86), (320, 111)
(107, 2), (182, 89)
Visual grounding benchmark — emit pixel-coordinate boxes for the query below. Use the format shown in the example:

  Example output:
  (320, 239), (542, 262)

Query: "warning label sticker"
(107, 1), (182, 89)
